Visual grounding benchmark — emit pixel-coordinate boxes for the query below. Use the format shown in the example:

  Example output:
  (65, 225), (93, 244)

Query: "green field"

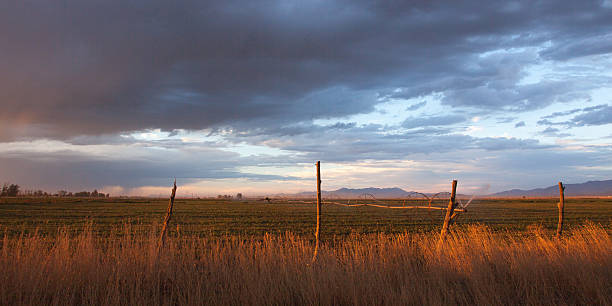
(0, 197), (611, 237)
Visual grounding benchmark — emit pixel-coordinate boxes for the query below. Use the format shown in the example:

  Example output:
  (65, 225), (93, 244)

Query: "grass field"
(0, 197), (611, 237)
(1, 197), (611, 305)
(1, 223), (610, 305)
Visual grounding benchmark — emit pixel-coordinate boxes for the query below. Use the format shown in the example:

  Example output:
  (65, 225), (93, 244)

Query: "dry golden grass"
(1, 224), (610, 305)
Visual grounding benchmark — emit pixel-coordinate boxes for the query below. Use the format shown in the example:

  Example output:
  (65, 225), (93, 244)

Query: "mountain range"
(489, 179), (612, 197)
(280, 179), (612, 198)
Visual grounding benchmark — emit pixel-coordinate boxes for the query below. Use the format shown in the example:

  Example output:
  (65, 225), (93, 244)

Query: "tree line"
(0, 182), (109, 198)
(0, 183), (20, 197)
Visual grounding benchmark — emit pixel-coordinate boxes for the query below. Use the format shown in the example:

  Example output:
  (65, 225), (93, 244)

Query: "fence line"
(308, 162), (568, 254)
(557, 182), (565, 238)
(158, 179), (177, 251)
(311, 161), (322, 264)
(439, 180), (458, 242)
(310, 162), (464, 262)
(151, 162), (568, 265)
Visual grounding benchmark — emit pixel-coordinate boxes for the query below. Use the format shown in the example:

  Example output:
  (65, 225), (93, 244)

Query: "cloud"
(224, 121), (549, 163)
(442, 79), (589, 111)
(0, 141), (304, 191)
(569, 104), (612, 126)
(406, 101), (427, 111)
(402, 115), (467, 129)
(1, 1), (612, 193)
(514, 121), (525, 127)
(473, 137), (544, 151)
(537, 104), (612, 127)
(496, 116), (518, 124)
(0, 0), (611, 141)
(538, 127), (572, 138)
(541, 33), (612, 60)
(541, 108), (584, 119)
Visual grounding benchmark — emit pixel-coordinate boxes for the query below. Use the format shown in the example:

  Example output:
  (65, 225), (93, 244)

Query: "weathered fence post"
(556, 182), (565, 238)
(439, 180), (458, 242)
(159, 179), (177, 249)
(312, 161), (322, 263)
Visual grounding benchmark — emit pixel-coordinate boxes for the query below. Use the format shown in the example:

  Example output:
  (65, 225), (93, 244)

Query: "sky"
(1, 0), (612, 197)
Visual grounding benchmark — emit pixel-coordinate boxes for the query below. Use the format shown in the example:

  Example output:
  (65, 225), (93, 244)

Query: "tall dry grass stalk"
(0, 224), (610, 305)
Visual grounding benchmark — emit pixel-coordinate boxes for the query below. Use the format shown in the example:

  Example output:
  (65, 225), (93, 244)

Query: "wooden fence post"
(556, 182), (565, 238)
(159, 179), (177, 249)
(312, 161), (322, 263)
(439, 180), (458, 242)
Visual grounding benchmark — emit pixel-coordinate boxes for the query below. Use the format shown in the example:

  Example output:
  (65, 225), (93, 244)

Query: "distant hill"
(490, 180), (612, 197)
(278, 180), (612, 199)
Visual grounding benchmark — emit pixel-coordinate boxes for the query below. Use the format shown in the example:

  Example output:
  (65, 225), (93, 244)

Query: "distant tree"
(236, 193), (243, 200)
(74, 191), (91, 197)
(0, 183), (20, 196)
(1, 183), (8, 196)
(6, 184), (20, 197)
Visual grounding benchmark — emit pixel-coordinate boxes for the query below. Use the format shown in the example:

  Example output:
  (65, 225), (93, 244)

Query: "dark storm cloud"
(66, 134), (138, 146)
(1, 0), (611, 141)
(540, 33), (612, 60)
(441, 79), (590, 111)
(223, 121), (361, 138)
(0, 147), (303, 190)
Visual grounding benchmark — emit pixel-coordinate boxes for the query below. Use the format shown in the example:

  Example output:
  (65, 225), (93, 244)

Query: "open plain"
(0, 197), (610, 305)
(1, 197), (610, 237)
